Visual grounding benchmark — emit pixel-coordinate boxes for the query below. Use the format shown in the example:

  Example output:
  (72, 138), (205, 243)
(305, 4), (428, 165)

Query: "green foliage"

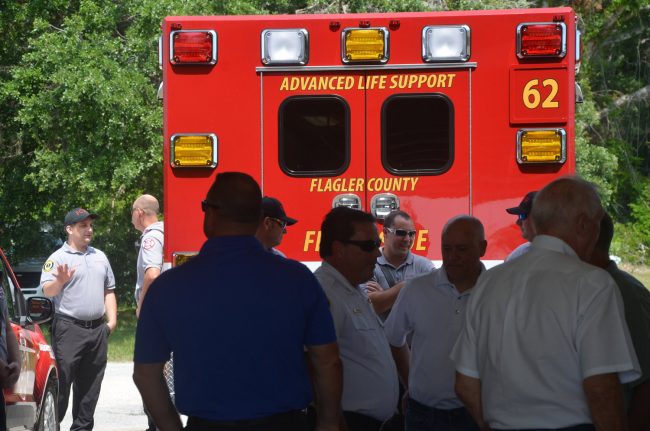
(1, 0), (650, 282)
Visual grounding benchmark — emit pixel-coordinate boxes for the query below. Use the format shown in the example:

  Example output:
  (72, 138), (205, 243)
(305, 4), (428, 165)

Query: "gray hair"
(531, 176), (602, 235)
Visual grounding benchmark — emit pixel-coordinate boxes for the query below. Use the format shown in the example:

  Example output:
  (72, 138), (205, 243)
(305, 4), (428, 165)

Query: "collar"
(318, 261), (359, 293)
(199, 235), (263, 255)
(531, 235), (579, 259)
(143, 221), (164, 236)
(376, 248), (413, 269)
(440, 262), (486, 296)
(62, 241), (94, 255)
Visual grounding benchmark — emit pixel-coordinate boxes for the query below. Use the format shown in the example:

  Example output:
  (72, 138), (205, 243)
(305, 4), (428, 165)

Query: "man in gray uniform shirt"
(131, 194), (165, 431)
(131, 194), (164, 318)
(366, 210), (434, 320)
(40, 208), (117, 431)
(385, 216), (485, 431)
(314, 207), (405, 431)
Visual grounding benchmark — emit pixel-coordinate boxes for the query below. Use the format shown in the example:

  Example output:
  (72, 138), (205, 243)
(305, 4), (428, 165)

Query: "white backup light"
(261, 29), (309, 65)
(422, 25), (470, 62)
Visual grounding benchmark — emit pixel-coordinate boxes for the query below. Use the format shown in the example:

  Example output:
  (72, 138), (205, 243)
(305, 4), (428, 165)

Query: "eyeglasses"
(340, 238), (381, 252)
(201, 200), (220, 212)
(131, 207), (141, 214)
(270, 218), (287, 229)
(518, 213), (528, 221)
(385, 227), (416, 238)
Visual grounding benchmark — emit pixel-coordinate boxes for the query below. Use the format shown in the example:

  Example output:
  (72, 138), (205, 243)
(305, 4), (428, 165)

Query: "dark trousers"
(344, 411), (383, 431)
(184, 410), (310, 431)
(52, 316), (109, 431)
(0, 390), (5, 431)
(406, 399), (479, 431)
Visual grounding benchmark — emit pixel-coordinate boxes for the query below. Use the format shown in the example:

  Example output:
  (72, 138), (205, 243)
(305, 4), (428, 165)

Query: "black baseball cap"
(262, 197), (297, 226)
(506, 191), (537, 216)
(64, 208), (98, 226)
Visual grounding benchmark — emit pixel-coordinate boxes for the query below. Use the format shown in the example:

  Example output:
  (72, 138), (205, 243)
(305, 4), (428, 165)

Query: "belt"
(408, 398), (468, 419)
(56, 313), (105, 329)
(493, 425), (595, 431)
(187, 409), (307, 428)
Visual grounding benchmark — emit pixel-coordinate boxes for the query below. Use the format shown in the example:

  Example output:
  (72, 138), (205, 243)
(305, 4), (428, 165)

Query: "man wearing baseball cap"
(40, 207), (117, 430)
(505, 191), (537, 261)
(255, 196), (298, 257)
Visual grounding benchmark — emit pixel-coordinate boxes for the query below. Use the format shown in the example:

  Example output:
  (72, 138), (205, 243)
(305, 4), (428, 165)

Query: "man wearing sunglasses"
(255, 196), (297, 257)
(314, 207), (404, 431)
(365, 210), (434, 320)
(505, 191), (537, 262)
(385, 216), (486, 431)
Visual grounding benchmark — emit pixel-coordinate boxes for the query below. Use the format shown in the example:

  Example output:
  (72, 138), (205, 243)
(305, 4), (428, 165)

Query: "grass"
(39, 307), (138, 362)
(620, 264), (650, 291)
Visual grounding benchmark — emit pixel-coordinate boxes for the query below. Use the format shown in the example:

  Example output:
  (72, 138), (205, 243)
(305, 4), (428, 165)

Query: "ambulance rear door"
(260, 71), (367, 267)
(365, 66), (474, 261)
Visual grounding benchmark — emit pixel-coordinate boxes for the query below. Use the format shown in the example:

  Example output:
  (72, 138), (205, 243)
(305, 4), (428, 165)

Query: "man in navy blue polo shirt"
(134, 172), (343, 431)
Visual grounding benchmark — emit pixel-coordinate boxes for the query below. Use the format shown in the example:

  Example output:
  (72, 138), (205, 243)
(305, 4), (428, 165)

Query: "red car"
(0, 247), (57, 431)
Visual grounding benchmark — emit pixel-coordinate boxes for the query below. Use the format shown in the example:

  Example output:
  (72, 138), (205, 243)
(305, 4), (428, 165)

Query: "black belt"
(187, 409), (307, 429)
(408, 398), (468, 419)
(56, 313), (105, 329)
(493, 426), (595, 431)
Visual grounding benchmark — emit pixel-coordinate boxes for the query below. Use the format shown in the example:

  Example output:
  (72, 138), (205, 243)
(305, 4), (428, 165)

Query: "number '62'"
(523, 79), (559, 109)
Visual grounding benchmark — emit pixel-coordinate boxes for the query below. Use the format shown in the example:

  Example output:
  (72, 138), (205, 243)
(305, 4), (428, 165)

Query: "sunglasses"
(340, 238), (381, 252)
(270, 217), (287, 229)
(518, 213), (528, 221)
(201, 200), (220, 212)
(385, 227), (417, 238)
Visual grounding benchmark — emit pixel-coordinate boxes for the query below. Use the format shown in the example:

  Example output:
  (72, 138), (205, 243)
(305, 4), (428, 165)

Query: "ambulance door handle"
(575, 82), (583, 104)
(332, 194), (362, 210)
(371, 193), (400, 221)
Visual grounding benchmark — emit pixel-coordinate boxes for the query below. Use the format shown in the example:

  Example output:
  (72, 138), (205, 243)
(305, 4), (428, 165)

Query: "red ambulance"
(159, 7), (580, 269)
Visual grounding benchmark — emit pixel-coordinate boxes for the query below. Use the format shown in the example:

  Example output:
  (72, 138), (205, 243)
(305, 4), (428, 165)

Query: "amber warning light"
(170, 30), (217, 65)
(516, 23), (566, 58)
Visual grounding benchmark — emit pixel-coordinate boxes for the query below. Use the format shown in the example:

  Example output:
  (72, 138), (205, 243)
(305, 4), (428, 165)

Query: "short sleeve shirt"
(134, 236), (336, 421)
(385, 265), (483, 409)
(315, 262), (399, 421)
(135, 221), (164, 299)
(451, 235), (640, 429)
(40, 242), (115, 320)
(372, 250), (435, 291)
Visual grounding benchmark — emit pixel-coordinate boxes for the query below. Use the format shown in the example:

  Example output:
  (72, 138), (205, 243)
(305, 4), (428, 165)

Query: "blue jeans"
(406, 398), (479, 431)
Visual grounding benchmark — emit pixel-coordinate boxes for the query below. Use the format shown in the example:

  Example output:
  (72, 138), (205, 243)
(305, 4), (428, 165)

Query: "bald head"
(131, 194), (160, 232)
(133, 194), (159, 216)
(203, 172), (262, 238)
(441, 215), (487, 291)
(531, 176), (603, 260)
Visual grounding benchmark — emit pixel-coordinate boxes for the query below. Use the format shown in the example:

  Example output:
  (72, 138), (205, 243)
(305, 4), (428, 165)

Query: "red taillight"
(517, 23), (566, 58)
(170, 30), (217, 65)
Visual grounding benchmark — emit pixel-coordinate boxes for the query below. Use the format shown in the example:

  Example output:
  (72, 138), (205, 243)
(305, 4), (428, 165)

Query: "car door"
(0, 254), (38, 428)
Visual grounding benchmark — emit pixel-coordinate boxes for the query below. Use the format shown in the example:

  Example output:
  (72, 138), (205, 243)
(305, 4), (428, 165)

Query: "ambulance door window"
(279, 96), (349, 177)
(381, 94), (454, 175)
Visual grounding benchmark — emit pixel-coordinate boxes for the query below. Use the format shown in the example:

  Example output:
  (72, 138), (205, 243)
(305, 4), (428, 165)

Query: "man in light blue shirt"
(385, 216), (485, 431)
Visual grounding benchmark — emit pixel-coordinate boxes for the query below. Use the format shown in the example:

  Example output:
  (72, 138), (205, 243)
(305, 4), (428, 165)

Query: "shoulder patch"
(142, 238), (156, 250)
(43, 260), (55, 272)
